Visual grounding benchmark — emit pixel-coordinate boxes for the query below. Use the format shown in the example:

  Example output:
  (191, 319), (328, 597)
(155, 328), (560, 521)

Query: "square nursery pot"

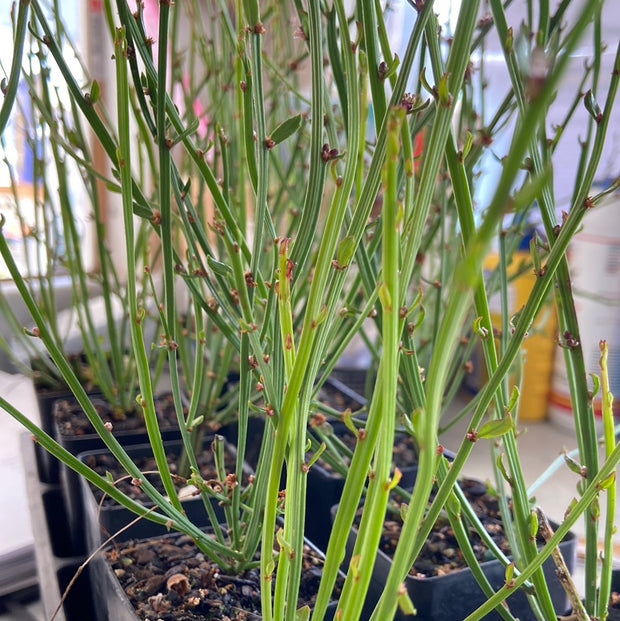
(218, 376), (370, 552)
(54, 392), (183, 454)
(89, 528), (343, 621)
(304, 377), (457, 551)
(327, 367), (373, 403)
(609, 570), (620, 621)
(306, 424), (425, 551)
(30, 352), (105, 484)
(79, 437), (252, 553)
(54, 393), (183, 554)
(334, 480), (577, 621)
(22, 434), (97, 621)
(32, 383), (102, 485)
(33, 384), (75, 484)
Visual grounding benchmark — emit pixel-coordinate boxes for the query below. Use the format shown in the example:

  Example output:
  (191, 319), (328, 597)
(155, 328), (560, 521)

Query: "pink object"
(127, 1), (209, 140)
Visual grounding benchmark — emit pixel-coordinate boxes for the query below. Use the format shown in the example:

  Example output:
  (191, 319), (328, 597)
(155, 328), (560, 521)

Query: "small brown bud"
(309, 412), (327, 427)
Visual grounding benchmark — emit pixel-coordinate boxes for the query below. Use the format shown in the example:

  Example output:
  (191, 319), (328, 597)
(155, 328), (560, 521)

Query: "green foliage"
(0, 0), (618, 619)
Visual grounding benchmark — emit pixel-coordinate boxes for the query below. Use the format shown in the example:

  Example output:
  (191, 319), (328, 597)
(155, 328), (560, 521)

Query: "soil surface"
(83, 439), (247, 506)
(379, 478), (513, 577)
(309, 421), (417, 475)
(54, 393), (180, 437)
(106, 532), (341, 620)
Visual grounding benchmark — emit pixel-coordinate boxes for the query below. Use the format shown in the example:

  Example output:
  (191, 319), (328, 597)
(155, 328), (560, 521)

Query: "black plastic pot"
(89, 528), (342, 621)
(218, 377), (370, 551)
(53, 393), (183, 455)
(608, 569), (620, 621)
(32, 384), (75, 485)
(54, 394), (183, 554)
(306, 424), (423, 551)
(21, 434), (96, 621)
(218, 414), (268, 470)
(335, 503), (577, 621)
(328, 367), (373, 402)
(78, 437), (250, 552)
(30, 351), (106, 484)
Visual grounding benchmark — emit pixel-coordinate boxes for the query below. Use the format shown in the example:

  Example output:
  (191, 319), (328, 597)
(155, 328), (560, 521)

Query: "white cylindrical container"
(548, 188), (620, 432)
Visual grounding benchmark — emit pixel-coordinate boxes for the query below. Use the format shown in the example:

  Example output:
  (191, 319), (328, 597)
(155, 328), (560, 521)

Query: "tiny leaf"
(504, 26), (514, 53)
(89, 80), (100, 104)
(589, 373), (600, 400)
(473, 316), (489, 339)
(419, 67), (434, 96)
(598, 471), (616, 490)
(295, 606), (311, 621)
(276, 528), (293, 557)
(269, 113), (303, 146)
(564, 497), (578, 520)
(461, 130), (473, 161)
(170, 118), (200, 146)
(563, 452), (586, 477)
(478, 414), (514, 439)
(505, 386), (520, 414)
(410, 305), (426, 331)
(388, 468), (402, 491)
(529, 510), (539, 539)
(190, 415), (204, 428)
(437, 73), (451, 105)
(313, 304), (328, 328)
(207, 255), (233, 276)
(381, 54), (400, 80)
(336, 235), (356, 268)
(307, 442), (326, 469)
(530, 232), (542, 276)
(378, 282), (392, 311)
(342, 409), (359, 440)
(583, 89), (603, 122)
(496, 453), (513, 485)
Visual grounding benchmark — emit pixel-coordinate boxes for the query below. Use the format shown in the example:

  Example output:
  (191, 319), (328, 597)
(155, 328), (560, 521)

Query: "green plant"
(1, 1), (619, 620)
(0, 3), (162, 414)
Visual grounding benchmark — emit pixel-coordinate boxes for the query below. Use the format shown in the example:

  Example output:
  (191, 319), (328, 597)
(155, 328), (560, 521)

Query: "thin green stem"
(114, 25), (181, 513)
(597, 340), (616, 621)
(0, 0), (30, 135)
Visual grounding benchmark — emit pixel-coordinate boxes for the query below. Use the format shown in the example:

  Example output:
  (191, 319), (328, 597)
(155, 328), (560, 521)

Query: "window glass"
(0, 1), (84, 279)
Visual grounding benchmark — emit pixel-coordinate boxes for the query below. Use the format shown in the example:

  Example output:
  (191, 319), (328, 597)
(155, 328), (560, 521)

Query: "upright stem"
(114, 25), (181, 513)
(0, 0), (30, 135)
(597, 340), (617, 621)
